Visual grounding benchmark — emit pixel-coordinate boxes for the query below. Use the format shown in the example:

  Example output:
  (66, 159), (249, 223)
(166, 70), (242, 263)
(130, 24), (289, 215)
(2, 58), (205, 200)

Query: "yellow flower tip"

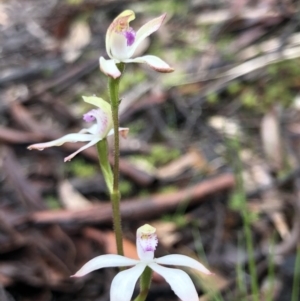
(82, 95), (111, 111)
(82, 95), (101, 104)
(111, 9), (135, 33)
(137, 224), (156, 236)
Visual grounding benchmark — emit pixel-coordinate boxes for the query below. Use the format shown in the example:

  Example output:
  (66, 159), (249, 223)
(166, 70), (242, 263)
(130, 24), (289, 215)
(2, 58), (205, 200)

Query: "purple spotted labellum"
(123, 27), (136, 46)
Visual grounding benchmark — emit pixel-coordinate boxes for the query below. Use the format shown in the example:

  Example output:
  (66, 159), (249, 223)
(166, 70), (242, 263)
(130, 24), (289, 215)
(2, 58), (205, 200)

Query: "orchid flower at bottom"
(27, 96), (128, 162)
(72, 224), (212, 301)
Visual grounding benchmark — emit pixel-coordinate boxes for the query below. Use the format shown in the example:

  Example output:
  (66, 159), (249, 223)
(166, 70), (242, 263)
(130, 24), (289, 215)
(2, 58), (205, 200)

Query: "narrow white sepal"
(72, 254), (139, 277)
(148, 263), (199, 301)
(79, 124), (98, 135)
(27, 133), (95, 150)
(110, 263), (146, 301)
(99, 57), (121, 78)
(123, 55), (174, 73)
(64, 137), (101, 162)
(155, 254), (212, 275)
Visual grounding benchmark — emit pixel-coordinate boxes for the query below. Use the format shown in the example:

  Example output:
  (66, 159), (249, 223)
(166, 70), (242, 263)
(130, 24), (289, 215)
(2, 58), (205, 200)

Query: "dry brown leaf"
(151, 221), (181, 248)
(241, 149), (273, 191)
(261, 106), (284, 171)
(156, 148), (212, 180)
(209, 116), (242, 138)
(58, 180), (93, 210)
(61, 20), (91, 63)
(103, 231), (138, 260)
(241, 150), (289, 239)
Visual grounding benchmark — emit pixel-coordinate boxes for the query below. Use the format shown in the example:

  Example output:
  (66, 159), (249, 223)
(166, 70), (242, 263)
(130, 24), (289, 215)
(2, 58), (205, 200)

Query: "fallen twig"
(30, 173), (235, 225)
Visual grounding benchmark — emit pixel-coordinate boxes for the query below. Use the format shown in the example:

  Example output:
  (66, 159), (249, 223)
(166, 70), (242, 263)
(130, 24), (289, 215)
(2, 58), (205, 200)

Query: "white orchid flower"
(28, 96), (128, 162)
(100, 10), (174, 79)
(72, 224), (212, 301)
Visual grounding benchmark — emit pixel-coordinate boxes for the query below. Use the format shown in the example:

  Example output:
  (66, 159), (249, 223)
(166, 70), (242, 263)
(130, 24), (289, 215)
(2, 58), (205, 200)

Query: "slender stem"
(133, 266), (152, 301)
(108, 63), (125, 256)
(96, 139), (113, 194)
(111, 190), (123, 255)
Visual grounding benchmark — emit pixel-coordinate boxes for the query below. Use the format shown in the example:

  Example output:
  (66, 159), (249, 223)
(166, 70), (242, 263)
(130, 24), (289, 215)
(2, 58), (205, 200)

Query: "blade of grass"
(265, 234), (276, 301)
(236, 232), (247, 300)
(226, 138), (259, 301)
(192, 227), (225, 301)
(291, 244), (300, 301)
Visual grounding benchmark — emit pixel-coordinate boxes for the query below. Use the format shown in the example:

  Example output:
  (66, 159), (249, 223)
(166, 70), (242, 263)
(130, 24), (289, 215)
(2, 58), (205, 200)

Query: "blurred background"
(0, 0), (300, 300)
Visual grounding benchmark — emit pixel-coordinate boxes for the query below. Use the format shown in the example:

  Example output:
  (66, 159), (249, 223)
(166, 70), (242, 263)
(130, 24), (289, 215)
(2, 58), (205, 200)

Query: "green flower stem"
(108, 62), (125, 256)
(96, 139), (113, 194)
(133, 266), (152, 301)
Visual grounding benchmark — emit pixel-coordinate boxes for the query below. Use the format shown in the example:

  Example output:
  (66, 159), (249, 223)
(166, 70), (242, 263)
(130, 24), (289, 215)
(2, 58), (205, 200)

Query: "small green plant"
(162, 213), (187, 228)
(149, 144), (181, 166)
(241, 89), (258, 108)
(228, 81), (241, 95)
(45, 195), (61, 209)
(207, 92), (219, 104)
(66, 158), (97, 178)
(119, 179), (133, 196)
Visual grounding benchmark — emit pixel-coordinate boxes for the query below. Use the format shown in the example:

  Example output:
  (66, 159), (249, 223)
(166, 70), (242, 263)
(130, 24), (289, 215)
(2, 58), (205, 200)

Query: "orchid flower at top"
(72, 224), (212, 301)
(27, 96), (128, 162)
(100, 10), (174, 78)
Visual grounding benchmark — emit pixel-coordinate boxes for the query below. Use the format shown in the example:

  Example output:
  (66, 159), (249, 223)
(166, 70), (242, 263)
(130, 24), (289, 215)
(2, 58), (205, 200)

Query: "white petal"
(79, 124), (98, 135)
(124, 55), (174, 73)
(99, 57), (121, 78)
(110, 31), (130, 60)
(127, 14), (166, 58)
(72, 254), (140, 277)
(110, 263), (146, 301)
(149, 263), (199, 301)
(64, 137), (100, 162)
(155, 254), (212, 275)
(27, 133), (95, 150)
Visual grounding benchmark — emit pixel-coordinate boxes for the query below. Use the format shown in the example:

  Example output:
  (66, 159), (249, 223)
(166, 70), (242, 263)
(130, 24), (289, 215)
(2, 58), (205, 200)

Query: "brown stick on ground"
(31, 173), (235, 225)
(2, 146), (45, 211)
